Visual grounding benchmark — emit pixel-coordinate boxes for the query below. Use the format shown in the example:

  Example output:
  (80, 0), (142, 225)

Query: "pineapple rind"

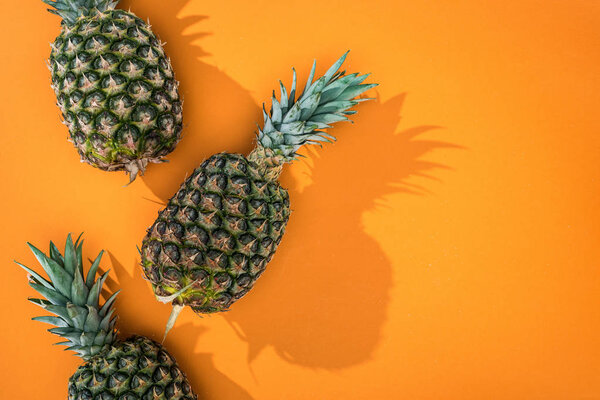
(49, 8), (183, 180)
(67, 336), (196, 399)
(141, 153), (291, 313)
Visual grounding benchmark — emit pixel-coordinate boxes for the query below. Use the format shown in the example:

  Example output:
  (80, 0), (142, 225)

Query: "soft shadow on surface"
(119, 0), (460, 373)
(168, 323), (255, 400)
(225, 94), (461, 369)
(102, 253), (170, 340)
(119, 0), (260, 199)
(103, 254), (254, 400)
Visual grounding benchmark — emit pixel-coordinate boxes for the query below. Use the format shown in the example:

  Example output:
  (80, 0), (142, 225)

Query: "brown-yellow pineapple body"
(47, 1), (182, 181)
(68, 336), (195, 399)
(142, 153), (290, 313)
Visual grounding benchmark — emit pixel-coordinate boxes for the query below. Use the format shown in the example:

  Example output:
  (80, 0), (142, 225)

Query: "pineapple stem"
(123, 159), (148, 186)
(247, 145), (285, 182)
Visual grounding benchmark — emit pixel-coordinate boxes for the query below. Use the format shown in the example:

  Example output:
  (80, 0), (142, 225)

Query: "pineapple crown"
(15, 234), (118, 360)
(42, 0), (120, 25)
(254, 51), (377, 162)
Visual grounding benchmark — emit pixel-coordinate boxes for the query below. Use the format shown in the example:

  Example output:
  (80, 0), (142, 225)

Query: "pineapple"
(141, 52), (376, 317)
(16, 234), (196, 399)
(45, 0), (183, 182)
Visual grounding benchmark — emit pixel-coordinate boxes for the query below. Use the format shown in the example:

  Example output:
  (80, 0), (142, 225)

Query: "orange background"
(1, 1), (599, 398)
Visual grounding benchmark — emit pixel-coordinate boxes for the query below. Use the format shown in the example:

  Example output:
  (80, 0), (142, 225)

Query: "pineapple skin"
(141, 153), (291, 313)
(49, 9), (183, 177)
(68, 335), (196, 399)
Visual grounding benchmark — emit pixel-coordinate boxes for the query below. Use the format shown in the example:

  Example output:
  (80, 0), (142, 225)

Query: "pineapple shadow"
(118, 0), (260, 199)
(119, 0), (461, 373)
(224, 94), (461, 369)
(103, 253), (255, 400)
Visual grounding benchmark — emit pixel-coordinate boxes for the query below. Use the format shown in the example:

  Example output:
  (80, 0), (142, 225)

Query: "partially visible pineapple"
(16, 234), (197, 399)
(141, 52), (376, 318)
(44, 0), (183, 182)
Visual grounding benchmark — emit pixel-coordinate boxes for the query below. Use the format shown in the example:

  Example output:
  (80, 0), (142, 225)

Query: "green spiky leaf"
(27, 243), (73, 297)
(71, 266), (88, 306)
(87, 270), (108, 309)
(41, 304), (72, 322)
(42, 0), (120, 25)
(75, 234), (84, 275)
(16, 234), (118, 360)
(93, 331), (107, 346)
(49, 327), (74, 337)
(28, 284), (69, 306)
(48, 241), (65, 267)
(255, 51), (377, 162)
(32, 316), (69, 327)
(84, 306), (101, 332)
(86, 250), (104, 287)
(67, 303), (88, 330)
(99, 307), (116, 331)
(99, 290), (119, 317)
(16, 261), (54, 290)
(63, 234), (77, 275)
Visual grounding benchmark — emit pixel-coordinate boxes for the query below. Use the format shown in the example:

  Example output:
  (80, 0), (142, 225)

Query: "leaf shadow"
(224, 94), (462, 369)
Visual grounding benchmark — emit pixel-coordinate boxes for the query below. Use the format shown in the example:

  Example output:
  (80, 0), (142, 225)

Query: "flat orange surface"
(1, 1), (599, 398)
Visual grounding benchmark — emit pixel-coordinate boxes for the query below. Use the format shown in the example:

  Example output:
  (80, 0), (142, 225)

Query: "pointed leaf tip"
(301, 60), (317, 97)
(323, 51), (350, 83)
(27, 243), (73, 298)
(64, 233), (77, 274)
(15, 260), (54, 290)
(86, 250), (104, 287)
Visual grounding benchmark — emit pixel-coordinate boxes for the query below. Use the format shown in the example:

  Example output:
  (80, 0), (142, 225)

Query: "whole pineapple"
(141, 52), (376, 316)
(16, 234), (197, 399)
(45, 0), (183, 182)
